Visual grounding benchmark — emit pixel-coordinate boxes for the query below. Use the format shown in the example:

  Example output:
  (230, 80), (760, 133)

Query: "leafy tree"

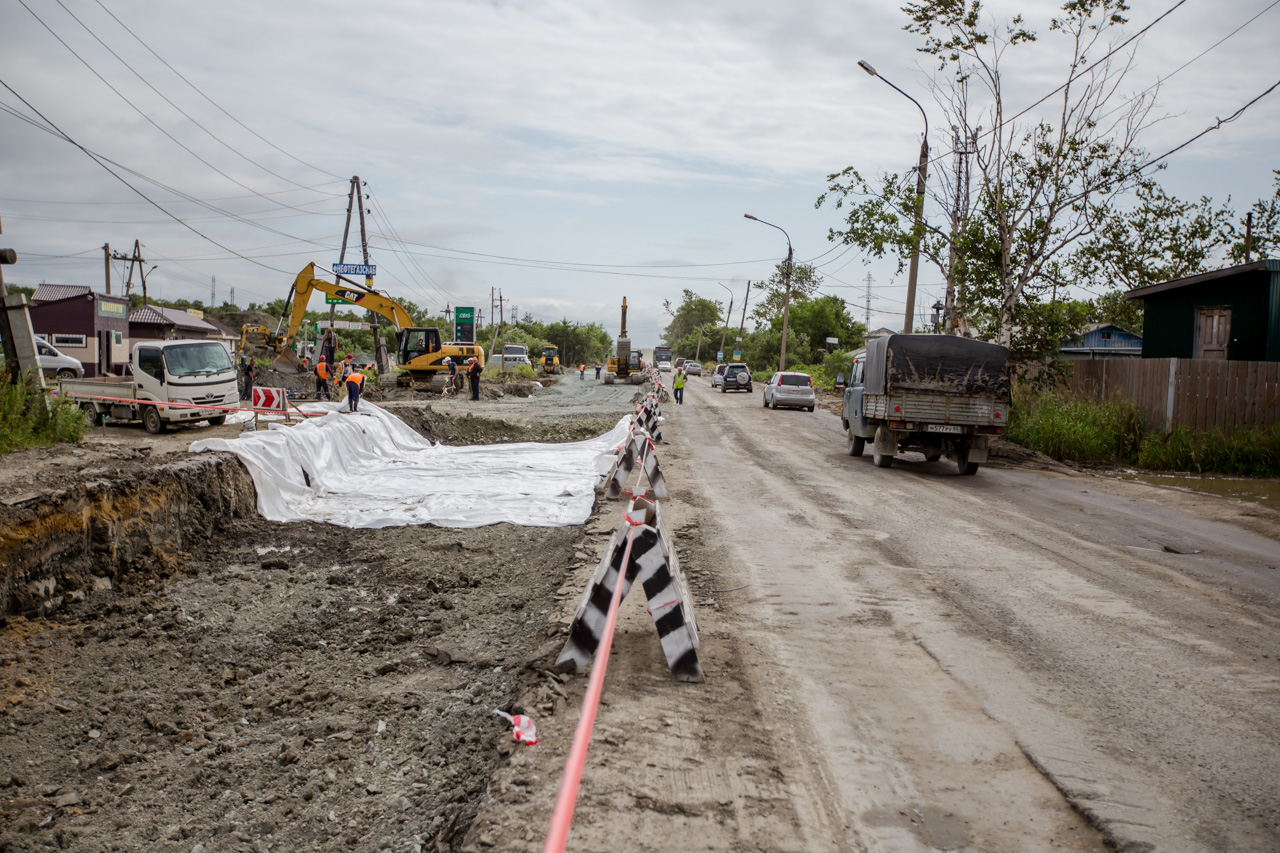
(663, 290), (725, 346)
(1072, 178), (1228, 292)
(1088, 289), (1143, 335)
(750, 262), (823, 324)
(1220, 169), (1280, 263)
(820, 0), (1159, 350)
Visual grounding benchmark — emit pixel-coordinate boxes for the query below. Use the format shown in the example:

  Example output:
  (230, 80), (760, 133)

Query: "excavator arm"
(273, 263), (415, 371)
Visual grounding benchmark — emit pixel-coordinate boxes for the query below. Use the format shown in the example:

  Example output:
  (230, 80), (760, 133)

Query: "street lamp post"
(858, 60), (928, 335)
(743, 215), (793, 372)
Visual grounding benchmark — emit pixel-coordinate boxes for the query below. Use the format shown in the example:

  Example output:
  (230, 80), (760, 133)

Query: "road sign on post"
(455, 306), (475, 343)
(332, 263), (375, 277)
(716, 350), (723, 362)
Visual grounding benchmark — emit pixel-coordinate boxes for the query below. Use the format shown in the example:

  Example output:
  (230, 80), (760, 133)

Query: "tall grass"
(0, 374), (88, 455)
(1008, 391), (1280, 477)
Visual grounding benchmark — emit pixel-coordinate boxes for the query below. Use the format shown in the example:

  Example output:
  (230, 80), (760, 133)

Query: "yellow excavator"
(266, 263), (484, 384)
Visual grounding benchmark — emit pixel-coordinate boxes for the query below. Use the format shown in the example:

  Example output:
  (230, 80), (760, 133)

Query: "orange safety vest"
(346, 371), (365, 387)
(316, 361), (329, 380)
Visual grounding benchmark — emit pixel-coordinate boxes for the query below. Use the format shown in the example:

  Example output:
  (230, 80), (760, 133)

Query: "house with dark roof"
(1058, 323), (1143, 360)
(128, 305), (218, 342)
(1123, 259), (1280, 362)
(28, 291), (131, 377)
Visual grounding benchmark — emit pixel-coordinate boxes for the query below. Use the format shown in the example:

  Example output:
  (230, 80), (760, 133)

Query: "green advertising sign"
(455, 306), (475, 322)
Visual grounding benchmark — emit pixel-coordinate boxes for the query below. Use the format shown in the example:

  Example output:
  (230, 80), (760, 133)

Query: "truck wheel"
(873, 449), (894, 468)
(207, 415), (227, 426)
(872, 425), (896, 468)
(142, 406), (165, 435)
(960, 462), (980, 475)
(848, 432), (865, 457)
(80, 403), (104, 426)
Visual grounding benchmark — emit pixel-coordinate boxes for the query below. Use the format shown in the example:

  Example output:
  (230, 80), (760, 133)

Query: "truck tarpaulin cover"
(190, 403), (630, 529)
(865, 334), (1010, 397)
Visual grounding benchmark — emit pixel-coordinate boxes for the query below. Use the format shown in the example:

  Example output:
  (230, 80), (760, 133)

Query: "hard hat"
(319, 355), (325, 361)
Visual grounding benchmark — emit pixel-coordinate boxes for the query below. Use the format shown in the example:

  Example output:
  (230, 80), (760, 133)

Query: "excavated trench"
(0, 412), (607, 852)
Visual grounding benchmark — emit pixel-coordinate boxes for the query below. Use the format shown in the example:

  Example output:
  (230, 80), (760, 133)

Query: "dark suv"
(721, 363), (752, 393)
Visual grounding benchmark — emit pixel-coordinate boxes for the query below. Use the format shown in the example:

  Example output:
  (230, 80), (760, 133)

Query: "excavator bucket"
(272, 350), (301, 374)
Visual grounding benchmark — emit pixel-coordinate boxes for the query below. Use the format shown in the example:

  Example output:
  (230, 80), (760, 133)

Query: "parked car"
(674, 358), (686, 370)
(37, 340), (84, 379)
(764, 371), (816, 411)
(684, 362), (702, 376)
(720, 363), (752, 393)
(710, 363), (728, 388)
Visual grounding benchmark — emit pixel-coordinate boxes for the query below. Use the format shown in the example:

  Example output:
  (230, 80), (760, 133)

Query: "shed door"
(1195, 308), (1231, 360)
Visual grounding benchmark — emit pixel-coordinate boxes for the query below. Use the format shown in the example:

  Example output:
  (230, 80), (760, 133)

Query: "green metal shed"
(1123, 259), (1280, 362)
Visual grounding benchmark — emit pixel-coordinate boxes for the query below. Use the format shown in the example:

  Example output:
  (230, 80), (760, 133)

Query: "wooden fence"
(1062, 358), (1280, 435)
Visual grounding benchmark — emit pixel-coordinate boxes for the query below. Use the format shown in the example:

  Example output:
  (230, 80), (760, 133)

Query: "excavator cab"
(397, 328), (441, 366)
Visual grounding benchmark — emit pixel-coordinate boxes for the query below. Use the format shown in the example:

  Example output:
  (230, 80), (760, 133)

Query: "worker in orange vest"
(314, 355), (331, 400)
(345, 367), (365, 412)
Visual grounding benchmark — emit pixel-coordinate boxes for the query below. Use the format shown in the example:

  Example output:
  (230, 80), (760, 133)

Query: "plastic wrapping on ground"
(190, 402), (631, 529)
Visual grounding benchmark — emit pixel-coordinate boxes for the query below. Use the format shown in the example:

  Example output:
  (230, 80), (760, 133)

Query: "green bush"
(0, 374), (88, 455)
(1007, 391), (1280, 476)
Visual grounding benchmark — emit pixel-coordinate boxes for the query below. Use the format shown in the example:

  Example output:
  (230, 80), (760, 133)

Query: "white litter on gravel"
(190, 401), (629, 529)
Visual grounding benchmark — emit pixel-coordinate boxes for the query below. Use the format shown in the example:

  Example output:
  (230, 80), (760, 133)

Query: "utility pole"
(210, 275), (216, 308)
(717, 296), (733, 360)
(1246, 212), (1254, 263)
(103, 243), (111, 294)
(694, 325), (704, 361)
(445, 304), (453, 342)
(736, 281), (751, 358)
(352, 177), (388, 372)
(324, 177), (358, 365)
(112, 241), (146, 303)
(864, 273), (872, 329)
(498, 291), (505, 363)
(230, 286), (235, 308)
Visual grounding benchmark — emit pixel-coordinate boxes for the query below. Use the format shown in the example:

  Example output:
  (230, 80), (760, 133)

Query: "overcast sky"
(2, 0), (1278, 346)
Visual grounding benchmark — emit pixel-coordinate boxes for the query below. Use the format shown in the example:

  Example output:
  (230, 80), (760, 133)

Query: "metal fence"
(1062, 358), (1280, 435)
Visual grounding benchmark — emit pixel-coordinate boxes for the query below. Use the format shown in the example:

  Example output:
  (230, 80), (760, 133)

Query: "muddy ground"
(0, 384), (629, 853)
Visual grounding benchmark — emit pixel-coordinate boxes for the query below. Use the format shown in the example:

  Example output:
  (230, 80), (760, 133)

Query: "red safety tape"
(62, 393), (325, 417)
(541, 517), (641, 853)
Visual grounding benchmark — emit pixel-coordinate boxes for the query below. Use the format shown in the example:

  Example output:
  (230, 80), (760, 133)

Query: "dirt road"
(635, 377), (1280, 851)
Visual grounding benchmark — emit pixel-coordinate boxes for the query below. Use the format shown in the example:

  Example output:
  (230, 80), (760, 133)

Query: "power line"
(88, 0), (347, 184)
(17, 0), (325, 215)
(48, 0), (340, 202)
(0, 76), (296, 274)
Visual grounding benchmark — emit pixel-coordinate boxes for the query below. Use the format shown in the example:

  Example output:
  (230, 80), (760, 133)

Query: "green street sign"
(456, 306), (475, 322)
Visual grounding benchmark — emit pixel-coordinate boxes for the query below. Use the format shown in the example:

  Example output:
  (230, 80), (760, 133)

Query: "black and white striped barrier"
(605, 429), (668, 500)
(557, 495), (702, 682)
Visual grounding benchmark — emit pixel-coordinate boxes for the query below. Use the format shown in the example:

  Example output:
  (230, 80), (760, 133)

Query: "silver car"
(710, 363), (728, 388)
(763, 371), (816, 412)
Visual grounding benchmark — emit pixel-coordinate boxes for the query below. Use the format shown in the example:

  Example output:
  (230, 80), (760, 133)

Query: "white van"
(36, 339), (85, 380)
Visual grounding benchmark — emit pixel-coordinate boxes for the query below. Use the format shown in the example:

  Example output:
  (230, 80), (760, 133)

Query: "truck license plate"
(927, 424), (962, 434)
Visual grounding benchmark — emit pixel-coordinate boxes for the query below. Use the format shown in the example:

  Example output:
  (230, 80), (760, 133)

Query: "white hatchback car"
(763, 371), (816, 412)
(709, 363), (728, 388)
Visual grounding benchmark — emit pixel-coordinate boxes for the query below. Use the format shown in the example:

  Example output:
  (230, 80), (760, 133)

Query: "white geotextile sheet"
(190, 402), (630, 529)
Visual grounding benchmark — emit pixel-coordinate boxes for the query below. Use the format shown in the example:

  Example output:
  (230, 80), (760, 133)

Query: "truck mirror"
(836, 373), (845, 386)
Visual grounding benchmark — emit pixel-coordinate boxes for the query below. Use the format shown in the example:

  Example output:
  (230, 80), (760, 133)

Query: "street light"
(744, 214), (794, 372)
(859, 60), (929, 334)
(716, 282), (733, 362)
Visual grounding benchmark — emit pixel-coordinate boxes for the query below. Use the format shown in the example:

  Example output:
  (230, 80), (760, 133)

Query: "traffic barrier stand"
(555, 495), (701, 682)
(605, 429), (667, 501)
(252, 386), (289, 429)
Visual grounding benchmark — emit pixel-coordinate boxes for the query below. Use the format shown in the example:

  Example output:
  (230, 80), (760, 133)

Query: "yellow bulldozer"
(257, 264), (484, 385)
(540, 345), (563, 375)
